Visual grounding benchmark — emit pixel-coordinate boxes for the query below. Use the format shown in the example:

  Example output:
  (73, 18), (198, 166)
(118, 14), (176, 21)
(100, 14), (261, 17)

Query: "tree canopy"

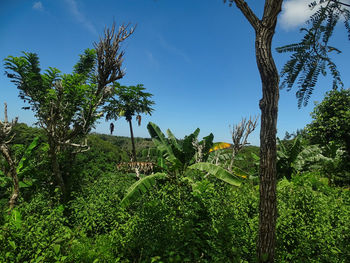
(104, 83), (154, 161)
(4, 23), (135, 193)
(307, 88), (350, 156)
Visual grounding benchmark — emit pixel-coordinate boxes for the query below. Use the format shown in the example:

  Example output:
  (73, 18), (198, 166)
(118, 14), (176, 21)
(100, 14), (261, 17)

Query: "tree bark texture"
(256, 26), (279, 263)
(227, 0), (283, 262)
(0, 144), (19, 210)
(48, 137), (66, 195)
(255, 2), (282, 262)
(128, 119), (137, 162)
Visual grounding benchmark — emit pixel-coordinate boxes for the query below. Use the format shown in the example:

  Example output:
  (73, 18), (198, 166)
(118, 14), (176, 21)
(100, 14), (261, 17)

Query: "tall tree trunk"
(128, 119), (137, 161)
(48, 138), (66, 195)
(255, 22), (280, 263)
(0, 144), (19, 210)
(225, 1), (282, 261)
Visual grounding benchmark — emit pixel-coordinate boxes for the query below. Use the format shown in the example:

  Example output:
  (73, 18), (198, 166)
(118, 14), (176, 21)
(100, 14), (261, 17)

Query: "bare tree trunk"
(0, 102), (19, 210)
(128, 119), (137, 162)
(0, 145), (19, 210)
(255, 21), (280, 263)
(223, 2), (282, 260)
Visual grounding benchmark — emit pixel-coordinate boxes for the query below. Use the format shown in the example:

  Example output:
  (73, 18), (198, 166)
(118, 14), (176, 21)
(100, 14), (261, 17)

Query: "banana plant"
(120, 123), (247, 208)
(294, 142), (346, 184)
(120, 162), (245, 208)
(276, 136), (346, 182)
(276, 136), (305, 180)
(147, 122), (214, 174)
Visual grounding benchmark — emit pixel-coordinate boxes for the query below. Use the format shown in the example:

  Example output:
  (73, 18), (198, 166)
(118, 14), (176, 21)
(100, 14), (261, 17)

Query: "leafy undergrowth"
(1, 172), (349, 263)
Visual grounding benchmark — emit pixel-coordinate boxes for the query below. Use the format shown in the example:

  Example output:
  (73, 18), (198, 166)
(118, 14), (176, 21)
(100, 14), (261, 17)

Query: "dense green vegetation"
(1, 112), (349, 262)
(1, 15), (350, 262)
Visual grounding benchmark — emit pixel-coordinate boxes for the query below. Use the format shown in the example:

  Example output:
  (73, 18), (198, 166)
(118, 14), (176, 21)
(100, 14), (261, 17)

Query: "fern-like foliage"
(277, 0), (350, 107)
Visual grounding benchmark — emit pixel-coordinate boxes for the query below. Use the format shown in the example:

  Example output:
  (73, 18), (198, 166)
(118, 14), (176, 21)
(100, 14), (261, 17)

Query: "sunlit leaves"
(104, 83), (154, 123)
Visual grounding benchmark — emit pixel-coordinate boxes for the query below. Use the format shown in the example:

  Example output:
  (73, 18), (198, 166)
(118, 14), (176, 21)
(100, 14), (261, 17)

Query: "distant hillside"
(91, 133), (154, 155)
(10, 123), (259, 164)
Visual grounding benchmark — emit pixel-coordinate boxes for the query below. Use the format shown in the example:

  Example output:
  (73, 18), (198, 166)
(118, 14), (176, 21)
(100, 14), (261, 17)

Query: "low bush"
(276, 174), (350, 262)
(0, 191), (73, 262)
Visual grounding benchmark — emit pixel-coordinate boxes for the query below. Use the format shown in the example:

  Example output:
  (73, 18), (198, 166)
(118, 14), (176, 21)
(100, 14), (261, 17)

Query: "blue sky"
(0, 0), (349, 145)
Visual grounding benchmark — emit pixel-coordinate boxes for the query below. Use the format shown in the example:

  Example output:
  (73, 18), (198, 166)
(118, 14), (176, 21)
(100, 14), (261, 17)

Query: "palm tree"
(104, 83), (154, 161)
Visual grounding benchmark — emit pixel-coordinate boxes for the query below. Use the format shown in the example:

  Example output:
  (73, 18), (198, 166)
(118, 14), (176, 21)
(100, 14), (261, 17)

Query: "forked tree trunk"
(128, 119), (137, 162)
(0, 144), (19, 210)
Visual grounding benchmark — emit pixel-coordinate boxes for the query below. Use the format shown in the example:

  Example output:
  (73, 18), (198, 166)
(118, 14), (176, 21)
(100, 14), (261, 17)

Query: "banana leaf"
(120, 172), (167, 208)
(189, 162), (242, 187)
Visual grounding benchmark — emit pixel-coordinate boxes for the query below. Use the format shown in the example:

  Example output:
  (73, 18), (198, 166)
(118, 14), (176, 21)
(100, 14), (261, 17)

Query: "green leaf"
(147, 122), (174, 158)
(166, 129), (181, 152)
(19, 181), (33, 188)
(8, 240), (16, 250)
(120, 172), (167, 208)
(53, 244), (60, 255)
(231, 165), (250, 178)
(157, 156), (167, 170)
(189, 162), (242, 187)
(34, 256), (44, 263)
(0, 176), (12, 187)
(16, 136), (39, 175)
(10, 209), (22, 229)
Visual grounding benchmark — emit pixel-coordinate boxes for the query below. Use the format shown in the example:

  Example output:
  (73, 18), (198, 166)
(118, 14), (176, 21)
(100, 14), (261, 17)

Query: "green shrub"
(276, 174), (350, 262)
(67, 234), (117, 263)
(69, 172), (136, 236)
(112, 179), (258, 263)
(0, 191), (73, 262)
(1, 165), (349, 262)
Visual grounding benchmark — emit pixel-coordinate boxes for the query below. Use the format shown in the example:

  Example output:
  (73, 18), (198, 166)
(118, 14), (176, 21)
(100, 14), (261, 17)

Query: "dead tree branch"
(0, 103), (19, 210)
(229, 115), (258, 172)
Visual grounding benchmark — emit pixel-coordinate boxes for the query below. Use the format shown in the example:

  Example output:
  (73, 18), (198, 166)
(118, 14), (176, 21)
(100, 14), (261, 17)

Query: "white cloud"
(65, 0), (97, 35)
(279, 0), (314, 30)
(32, 1), (44, 11)
(279, 0), (350, 30)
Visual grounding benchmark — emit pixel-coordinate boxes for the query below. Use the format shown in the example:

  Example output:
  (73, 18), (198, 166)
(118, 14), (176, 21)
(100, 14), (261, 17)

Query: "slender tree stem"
(128, 119), (137, 161)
